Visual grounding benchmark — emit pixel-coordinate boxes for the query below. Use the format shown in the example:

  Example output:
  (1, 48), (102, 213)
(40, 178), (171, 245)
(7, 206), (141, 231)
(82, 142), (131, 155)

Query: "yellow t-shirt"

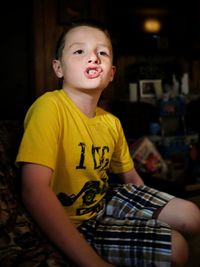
(16, 90), (134, 226)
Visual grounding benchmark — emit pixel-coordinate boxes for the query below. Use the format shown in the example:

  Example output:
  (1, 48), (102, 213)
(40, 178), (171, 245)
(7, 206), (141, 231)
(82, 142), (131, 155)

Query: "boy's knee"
(179, 201), (200, 235)
(186, 202), (200, 234)
(159, 198), (200, 235)
(171, 230), (188, 267)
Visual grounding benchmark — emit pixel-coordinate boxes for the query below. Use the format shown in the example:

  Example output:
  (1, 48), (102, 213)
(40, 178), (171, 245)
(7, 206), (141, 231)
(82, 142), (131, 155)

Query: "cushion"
(0, 121), (73, 266)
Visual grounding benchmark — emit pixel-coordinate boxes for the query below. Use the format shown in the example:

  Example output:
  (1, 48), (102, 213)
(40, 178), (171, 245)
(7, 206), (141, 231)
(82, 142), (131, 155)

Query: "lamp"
(143, 18), (162, 33)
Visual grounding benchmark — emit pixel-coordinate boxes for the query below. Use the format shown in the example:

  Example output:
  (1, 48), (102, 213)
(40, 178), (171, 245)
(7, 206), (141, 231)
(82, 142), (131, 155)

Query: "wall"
(1, 0), (200, 119)
(0, 2), (33, 119)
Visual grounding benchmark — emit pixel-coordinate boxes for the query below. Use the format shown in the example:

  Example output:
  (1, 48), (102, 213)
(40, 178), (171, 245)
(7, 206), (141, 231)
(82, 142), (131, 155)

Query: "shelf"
(185, 183), (200, 192)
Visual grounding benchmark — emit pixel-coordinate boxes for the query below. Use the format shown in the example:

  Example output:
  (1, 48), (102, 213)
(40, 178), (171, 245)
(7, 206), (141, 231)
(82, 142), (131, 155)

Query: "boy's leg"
(79, 184), (175, 266)
(79, 184), (196, 266)
(79, 216), (172, 267)
(157, 197), (200, 235)
(103, 184), (195, 266)
(158, 197), (200, 266)
(171, 229), (188, 267)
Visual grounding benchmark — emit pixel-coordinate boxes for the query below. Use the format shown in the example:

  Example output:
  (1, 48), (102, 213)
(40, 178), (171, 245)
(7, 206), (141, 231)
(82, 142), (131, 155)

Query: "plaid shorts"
(78, 184), (174, 267)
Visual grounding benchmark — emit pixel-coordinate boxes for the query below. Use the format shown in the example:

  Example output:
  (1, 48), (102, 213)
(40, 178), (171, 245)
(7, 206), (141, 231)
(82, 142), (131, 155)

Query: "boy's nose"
(88, 53), (100, 64)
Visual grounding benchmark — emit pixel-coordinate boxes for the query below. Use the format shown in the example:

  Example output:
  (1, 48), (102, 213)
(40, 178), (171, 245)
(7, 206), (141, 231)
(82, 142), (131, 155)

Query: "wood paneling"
(32, 0), (200, 98)
(32, 0), (63, 96)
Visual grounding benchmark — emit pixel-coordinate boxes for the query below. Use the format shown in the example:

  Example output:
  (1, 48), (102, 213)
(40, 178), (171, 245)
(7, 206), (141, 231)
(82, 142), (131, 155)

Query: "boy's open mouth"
(85, 66), (102, 79)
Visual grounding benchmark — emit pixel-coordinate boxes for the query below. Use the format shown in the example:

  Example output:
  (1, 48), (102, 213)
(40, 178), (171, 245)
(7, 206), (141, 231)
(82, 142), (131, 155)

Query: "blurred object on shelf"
(130, 137), (167, 174)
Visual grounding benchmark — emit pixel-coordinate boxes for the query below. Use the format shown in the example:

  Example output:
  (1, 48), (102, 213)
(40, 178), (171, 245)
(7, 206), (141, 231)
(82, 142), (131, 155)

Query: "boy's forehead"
(67, 25), (104, 36)
(65, 26), (112, 47)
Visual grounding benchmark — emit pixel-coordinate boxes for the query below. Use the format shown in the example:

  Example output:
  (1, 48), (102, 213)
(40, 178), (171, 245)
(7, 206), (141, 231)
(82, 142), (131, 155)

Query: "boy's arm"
(21, 163), (114, 267)
(118, 167), (144, 186)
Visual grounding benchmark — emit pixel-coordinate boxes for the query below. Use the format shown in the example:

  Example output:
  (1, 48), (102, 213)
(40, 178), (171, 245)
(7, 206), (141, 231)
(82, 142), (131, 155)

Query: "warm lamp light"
(143, 18), (161, 33)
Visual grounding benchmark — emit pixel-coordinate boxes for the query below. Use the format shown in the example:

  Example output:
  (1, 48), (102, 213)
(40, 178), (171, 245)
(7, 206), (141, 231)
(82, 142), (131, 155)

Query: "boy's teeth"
(88, 69), (96, 75)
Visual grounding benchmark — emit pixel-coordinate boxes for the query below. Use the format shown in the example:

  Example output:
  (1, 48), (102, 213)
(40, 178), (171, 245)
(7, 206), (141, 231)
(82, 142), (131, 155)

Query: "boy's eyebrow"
(68, 42), (110, 49)
(68, 42), (85, 48)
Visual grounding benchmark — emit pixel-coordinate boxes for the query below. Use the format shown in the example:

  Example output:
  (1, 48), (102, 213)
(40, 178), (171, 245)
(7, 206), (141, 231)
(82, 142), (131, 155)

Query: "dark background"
(0, 0), (200, 120)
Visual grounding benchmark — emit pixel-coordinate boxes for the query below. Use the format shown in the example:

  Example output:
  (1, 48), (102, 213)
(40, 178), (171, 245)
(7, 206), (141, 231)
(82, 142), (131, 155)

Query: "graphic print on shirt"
(76, 143), (110, 170)
(57, 142), (110, 216)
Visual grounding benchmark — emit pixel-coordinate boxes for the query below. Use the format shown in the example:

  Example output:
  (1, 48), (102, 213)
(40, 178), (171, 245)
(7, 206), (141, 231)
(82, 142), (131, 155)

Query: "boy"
(16, 19), (200, 267)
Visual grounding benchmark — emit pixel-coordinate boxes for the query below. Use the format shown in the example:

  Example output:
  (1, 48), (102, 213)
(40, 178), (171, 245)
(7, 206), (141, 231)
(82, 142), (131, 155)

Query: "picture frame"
(139, 79), (162, 98)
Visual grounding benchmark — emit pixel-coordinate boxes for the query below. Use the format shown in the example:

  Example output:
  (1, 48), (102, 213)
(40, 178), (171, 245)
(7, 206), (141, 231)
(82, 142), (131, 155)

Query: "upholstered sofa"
(0, 120), (74, 267)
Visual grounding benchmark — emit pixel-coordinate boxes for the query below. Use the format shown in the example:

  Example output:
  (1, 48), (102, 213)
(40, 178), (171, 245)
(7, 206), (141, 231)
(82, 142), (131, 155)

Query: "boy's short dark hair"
(55, 18), (112, 60)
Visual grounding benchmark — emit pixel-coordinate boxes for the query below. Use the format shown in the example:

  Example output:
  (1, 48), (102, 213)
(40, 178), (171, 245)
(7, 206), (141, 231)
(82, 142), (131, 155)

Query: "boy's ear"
(109, 65), (116, 82)
(52, 59), (63, 78)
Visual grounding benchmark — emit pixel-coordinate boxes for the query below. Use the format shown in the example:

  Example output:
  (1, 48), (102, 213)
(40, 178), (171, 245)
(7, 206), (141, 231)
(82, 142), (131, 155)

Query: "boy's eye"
(99, 51), (109, 56)
(74, 49), (84, 54)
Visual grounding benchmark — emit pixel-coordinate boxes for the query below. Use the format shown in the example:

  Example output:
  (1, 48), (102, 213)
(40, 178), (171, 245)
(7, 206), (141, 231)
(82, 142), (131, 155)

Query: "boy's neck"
(63, 88), (102, 118)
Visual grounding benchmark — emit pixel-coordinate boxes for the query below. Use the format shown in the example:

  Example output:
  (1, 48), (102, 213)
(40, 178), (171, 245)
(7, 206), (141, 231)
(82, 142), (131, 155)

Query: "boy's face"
(53, 26), (115, 92)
